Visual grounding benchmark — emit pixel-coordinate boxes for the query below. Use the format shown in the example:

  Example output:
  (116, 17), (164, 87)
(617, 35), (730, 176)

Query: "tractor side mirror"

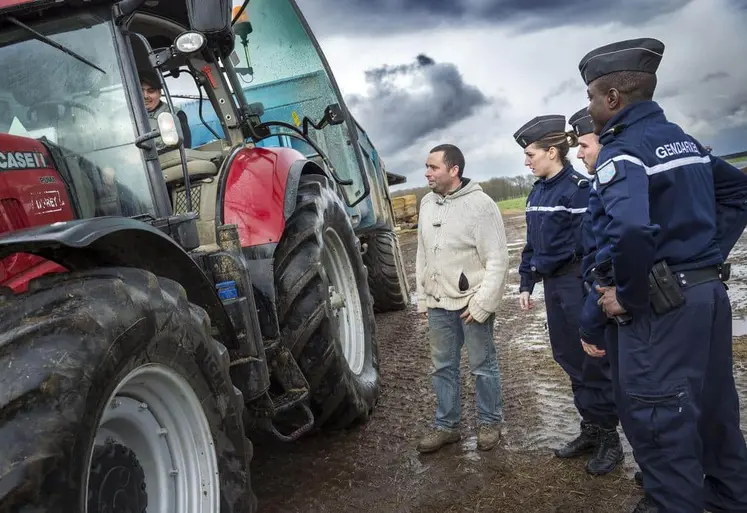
(323, 104), (345, 127)
(134, 112), (181, 149)
(157, 112), (181, 147)
(301, 104), (346, 136)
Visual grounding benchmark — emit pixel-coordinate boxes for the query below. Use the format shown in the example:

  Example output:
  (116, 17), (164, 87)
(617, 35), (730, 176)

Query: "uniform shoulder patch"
(595, 160), (617, 185)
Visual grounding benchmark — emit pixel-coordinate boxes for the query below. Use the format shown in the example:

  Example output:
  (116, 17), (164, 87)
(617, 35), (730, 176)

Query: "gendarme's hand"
(595, 285), (627, 317)
(581, 339), (606, 358)
(519, 291), (534, 310)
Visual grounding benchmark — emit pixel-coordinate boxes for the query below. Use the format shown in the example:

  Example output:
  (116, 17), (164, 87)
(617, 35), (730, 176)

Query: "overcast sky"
(236, 0), (747, 190)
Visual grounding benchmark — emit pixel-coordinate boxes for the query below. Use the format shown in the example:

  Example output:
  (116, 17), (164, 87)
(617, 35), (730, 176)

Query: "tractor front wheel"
(0, 268), (255, 513)
(275, 174), (380, 430)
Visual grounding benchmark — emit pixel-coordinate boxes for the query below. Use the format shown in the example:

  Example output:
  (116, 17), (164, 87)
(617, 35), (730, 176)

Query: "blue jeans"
(427, 306), (504, 430)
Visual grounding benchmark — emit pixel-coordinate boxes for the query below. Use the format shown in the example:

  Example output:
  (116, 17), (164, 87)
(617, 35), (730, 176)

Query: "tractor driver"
(139, 69), (191, 150)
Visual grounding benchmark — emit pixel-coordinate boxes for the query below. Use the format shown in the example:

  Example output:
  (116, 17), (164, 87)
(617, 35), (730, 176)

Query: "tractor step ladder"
(261, 339), (315, 442)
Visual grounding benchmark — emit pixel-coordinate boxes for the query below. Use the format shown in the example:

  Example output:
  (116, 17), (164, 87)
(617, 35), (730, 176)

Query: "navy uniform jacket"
(519, 165), (590, 294)
(580, 189), (610, 344)
(578, 100), (747, 329)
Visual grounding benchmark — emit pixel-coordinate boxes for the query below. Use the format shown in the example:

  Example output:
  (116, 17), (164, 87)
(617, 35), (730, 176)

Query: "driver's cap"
(139, 69), (161, 90)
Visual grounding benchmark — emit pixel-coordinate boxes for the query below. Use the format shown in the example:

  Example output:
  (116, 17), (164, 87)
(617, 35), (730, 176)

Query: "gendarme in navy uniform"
(514, 115), (621, 476)
(577, 37), (747, 513)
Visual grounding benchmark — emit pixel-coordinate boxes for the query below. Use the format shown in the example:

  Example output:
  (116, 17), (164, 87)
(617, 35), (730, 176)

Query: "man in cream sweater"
(416, 144), (510, 453)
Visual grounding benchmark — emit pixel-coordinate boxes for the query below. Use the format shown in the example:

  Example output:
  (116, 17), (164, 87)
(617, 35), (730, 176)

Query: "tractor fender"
(0, 217), (240, 350)
(218, 146), (328, 249)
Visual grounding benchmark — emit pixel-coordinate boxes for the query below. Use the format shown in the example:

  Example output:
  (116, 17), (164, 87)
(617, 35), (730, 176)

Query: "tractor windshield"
(180, 0), (368, 206)
(0, 9), (156, 218)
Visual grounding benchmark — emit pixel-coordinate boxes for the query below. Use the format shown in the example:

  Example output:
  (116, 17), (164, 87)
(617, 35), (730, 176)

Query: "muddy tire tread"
(362, 230), (409, 313)
(0, 267), (256, 513)
(274, 173), (380, 431)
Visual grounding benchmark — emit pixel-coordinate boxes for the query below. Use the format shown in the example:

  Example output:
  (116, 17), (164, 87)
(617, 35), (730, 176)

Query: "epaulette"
(568, 171), (589, 188)
(600, 123), (627, 144)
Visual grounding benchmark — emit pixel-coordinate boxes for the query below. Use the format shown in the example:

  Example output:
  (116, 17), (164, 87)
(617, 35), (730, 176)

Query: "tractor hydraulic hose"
(251, 120), (353, 186)
(171, 67), (222, 142)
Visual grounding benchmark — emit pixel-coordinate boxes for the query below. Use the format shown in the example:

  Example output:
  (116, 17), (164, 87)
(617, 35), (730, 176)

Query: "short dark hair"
(593, 70), (657, 103)
(430, 144), (465, 177)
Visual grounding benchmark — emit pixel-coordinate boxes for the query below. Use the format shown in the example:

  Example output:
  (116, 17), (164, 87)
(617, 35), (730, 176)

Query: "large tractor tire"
(362, 230), (410, 313)
(275, 173), (380, 430)
(0, 267), (255, 513)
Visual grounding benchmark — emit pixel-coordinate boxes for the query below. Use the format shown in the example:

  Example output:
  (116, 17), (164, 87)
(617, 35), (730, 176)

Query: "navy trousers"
(543, 272), (618, 428)
(618, 280), (747, 512)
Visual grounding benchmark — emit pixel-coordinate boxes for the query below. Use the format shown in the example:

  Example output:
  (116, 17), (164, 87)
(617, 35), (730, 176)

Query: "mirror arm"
(135, 129), (160, 149)
(301, 116), (328, 137)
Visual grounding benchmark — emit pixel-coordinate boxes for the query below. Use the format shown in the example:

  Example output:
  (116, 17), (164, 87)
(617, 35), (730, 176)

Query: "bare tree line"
(392, 173), (536, 204)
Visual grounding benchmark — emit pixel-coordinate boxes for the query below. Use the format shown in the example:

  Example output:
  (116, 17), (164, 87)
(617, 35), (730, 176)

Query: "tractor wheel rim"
(88, 363), (220, 513)
(321, 226), (366, 375)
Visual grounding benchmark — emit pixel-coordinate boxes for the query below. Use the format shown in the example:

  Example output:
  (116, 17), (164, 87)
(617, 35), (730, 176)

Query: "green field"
(497, 196), (527, 213)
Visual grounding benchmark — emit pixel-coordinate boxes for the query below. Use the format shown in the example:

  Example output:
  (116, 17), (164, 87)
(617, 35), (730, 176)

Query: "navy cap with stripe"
(569, 107), (594, 137)
(578, 38), (665, 86)
(513, 115), (566, 148)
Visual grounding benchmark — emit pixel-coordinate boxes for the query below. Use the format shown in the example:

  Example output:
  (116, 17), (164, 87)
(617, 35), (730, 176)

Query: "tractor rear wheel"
(275, 173), (380, 430)
(0, 267), (255, 513)
(362, 230), (410, 313)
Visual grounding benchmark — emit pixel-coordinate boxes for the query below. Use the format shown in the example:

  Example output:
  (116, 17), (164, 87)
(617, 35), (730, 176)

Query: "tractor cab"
(0, 0), (371, 256)
(0, 3), (386, 509)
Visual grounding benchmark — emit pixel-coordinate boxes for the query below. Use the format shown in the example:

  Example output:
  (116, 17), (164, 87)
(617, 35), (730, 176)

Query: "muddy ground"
(251, 214), (747, 513)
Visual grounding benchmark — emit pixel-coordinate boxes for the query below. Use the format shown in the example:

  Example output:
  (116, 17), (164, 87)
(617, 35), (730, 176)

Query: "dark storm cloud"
(345, 54), (494, 154)
(541, 79), (577, 105)
(296, 0), (695, 36)
(702, 71), (730, 82)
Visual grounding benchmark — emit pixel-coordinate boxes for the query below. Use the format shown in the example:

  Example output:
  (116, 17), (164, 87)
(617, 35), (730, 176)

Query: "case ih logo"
(0, 151), (49, 170)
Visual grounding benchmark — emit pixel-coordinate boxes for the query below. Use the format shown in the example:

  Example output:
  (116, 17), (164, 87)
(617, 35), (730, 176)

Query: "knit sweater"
(415, 179), (510, 323)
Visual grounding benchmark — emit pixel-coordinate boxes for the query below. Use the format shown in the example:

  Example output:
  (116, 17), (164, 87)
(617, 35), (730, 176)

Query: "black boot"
(634, 471), (643, 487)
(554, 420), (599, 459)
(585, 426), (624, 475)
(632, 496), (658, 512)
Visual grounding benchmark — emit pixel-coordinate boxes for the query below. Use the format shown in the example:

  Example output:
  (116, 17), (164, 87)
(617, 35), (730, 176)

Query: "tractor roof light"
(175, 31), (206, 55)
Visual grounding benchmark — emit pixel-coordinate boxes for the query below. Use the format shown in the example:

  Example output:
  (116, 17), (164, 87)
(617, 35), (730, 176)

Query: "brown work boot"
(416, 427), (461, 453)
(477, 424), (502, 451)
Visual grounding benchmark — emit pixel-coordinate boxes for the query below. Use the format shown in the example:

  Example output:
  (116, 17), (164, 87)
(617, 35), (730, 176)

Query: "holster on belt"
(648, 261), (728, 316)
(648, 261), (685, 316)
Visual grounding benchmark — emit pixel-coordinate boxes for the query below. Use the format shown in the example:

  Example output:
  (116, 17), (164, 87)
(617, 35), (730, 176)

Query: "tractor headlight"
(175, 31), (207, 54)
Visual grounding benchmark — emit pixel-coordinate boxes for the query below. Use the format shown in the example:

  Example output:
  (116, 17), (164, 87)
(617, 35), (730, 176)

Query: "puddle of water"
(458, 435), (481, 462)
(735, 317), (747, 337)
(526, 344), (548, 351)
(735, 363), (747, 442)
(729, 281), (747, 315)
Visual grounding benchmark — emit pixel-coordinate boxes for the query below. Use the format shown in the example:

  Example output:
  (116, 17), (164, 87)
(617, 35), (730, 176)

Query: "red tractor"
(0, 0), (381, 511)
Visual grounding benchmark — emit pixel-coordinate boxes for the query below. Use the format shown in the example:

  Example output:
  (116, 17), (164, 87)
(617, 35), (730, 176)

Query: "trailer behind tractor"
(0, 0), (382, 511)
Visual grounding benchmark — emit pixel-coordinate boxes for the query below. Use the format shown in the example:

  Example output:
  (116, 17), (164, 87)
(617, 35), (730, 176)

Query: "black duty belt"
(672, 264), (727, 288)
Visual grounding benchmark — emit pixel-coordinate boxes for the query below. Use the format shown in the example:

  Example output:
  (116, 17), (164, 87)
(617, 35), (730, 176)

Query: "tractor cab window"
(0, 10), (156, 219)
(230, 0), (368, 206)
